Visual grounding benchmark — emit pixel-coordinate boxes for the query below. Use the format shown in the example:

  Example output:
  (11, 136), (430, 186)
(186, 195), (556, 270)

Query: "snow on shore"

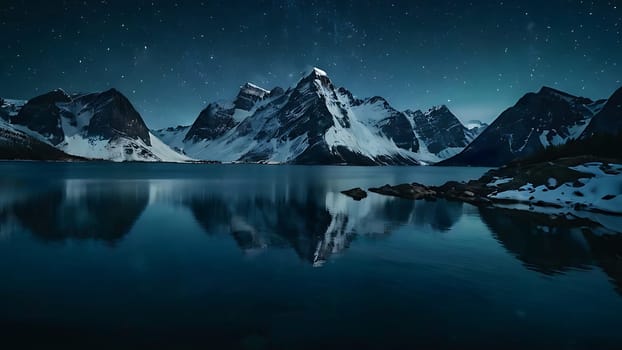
(489, 162), (622, 215)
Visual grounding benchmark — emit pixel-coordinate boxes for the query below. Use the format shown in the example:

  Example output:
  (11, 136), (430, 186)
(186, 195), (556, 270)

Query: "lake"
(1, 162), (621, 349)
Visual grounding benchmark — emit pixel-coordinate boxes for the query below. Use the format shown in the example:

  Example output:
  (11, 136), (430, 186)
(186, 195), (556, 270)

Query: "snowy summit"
(312, 67), (328, 77)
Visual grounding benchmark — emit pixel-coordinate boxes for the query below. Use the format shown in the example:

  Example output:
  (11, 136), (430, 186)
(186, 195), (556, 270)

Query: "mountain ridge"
(1, 88), (189, 162)
(156, 67), (482, 165)
(441, 86), (608, 166)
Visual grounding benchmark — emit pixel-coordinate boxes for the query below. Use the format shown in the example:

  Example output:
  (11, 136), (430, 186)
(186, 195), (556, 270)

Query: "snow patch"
(243, 82), (270, 95)
(487, 177), (513, 187)
(312, 67), (327, 76)
(58, 133), (191, 162)
(490, 162), (622, 215)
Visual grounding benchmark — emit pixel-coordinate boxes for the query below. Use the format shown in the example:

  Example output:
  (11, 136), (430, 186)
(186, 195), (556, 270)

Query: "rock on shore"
(342, 157), (622, 216)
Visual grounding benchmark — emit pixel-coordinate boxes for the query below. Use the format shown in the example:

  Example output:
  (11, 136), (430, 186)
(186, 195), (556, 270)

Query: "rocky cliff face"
(157, 67), (479, 165)
(76, 88), (151, 145)
(184, 102), (238, 142)
(12, 89), (71, 145)
(405, 105), (481, 159)
(442, 87), (605, 166)
(233, 82), (270, 110)
(2, 89), (187, 162)
(581, 86), (622, 138)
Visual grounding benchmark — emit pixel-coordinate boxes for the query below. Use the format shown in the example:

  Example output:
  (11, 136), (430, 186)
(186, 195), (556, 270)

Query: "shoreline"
(342, 157), (622, 231)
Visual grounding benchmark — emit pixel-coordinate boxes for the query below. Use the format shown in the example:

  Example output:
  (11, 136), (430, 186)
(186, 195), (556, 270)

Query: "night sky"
(1, 0), (620, 129)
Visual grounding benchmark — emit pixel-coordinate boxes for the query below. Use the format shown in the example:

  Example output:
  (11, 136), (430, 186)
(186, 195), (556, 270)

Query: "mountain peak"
(294, 67), (333, 92)
(102, 87), (122, 95)
(537, 86), (577, 98)
(310, 67), (328, 77)
(28, 88), (72, 105)
(234, 82), (270, 110)
(300, 67), (331, 82)
(533, 86), (593, 105)
(426, 105), (450, 115)
(367, 96), (388, 104)
(241, 82), (269, 94)
(99, 88), (128, 101)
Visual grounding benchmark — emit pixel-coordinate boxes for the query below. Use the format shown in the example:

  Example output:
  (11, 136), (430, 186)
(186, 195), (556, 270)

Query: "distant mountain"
(464, 119), (487, 129)
(183, 82), (279, 143)
(513, 86), (622, 164)
(3, 89), (189, 162)
(1, 98), (78, 160)
(405, 106), (484, 160)
(441, 86), (606, 166)
(156, 67), (479, 165)
(0, 98), (26, 121)
(581, 86), (622, 138)
(464, 119), (488, 135)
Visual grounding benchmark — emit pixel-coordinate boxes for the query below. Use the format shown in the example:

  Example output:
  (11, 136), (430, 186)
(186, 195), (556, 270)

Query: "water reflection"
(0, 177), (467, 266)
(0, 180), (148, 243)
(584, 234), (622, 295)
(186, 192), (337, 265)
(182, 185), (465, 266)
(1, 177), (622, 295)
(481, 207), (622, 294)
(412, 199), (464, 231)
(480, 207), (594, 274)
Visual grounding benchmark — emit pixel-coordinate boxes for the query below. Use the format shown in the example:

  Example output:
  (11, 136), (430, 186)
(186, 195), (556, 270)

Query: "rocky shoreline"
(341, 156), (622, 216)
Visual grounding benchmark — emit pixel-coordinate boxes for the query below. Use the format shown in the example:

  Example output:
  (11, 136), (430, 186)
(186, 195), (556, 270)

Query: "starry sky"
(1, 0), (621, 129)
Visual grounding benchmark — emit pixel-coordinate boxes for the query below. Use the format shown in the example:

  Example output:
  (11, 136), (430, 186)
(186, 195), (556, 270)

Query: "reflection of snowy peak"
(157, 67), (475, 165)
(443, 86), (606, 166)
(6, 89), (189, 162)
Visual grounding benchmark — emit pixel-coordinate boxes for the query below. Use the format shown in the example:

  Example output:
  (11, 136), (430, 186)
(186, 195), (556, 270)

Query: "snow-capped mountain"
(156, 67), (477, 165)
(1, 98), (80, 160)
(405, 105), (484, 160)
(464, 119), (489, 134)
(6, 89), (189, 162)
(182, 82), (282, 144)
(442, 86), (607, 166)
(0, 119), (81, 161)
(581, 86), (622, 138)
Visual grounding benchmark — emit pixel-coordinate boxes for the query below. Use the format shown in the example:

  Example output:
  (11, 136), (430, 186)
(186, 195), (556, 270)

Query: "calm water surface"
(1, 162), (621, 349)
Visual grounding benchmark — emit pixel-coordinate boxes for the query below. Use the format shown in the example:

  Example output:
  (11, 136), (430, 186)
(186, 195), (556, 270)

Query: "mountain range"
(155, 68), (483, 165)
(1, 67), (620, 166)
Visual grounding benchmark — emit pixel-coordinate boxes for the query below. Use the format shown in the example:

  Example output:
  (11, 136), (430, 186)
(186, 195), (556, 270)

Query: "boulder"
(341, 188), (367, 201)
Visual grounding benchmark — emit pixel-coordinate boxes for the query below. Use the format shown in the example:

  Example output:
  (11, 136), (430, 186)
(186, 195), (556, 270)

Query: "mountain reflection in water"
(1, 177), (621, 294)
(1, 163), (622, 349)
